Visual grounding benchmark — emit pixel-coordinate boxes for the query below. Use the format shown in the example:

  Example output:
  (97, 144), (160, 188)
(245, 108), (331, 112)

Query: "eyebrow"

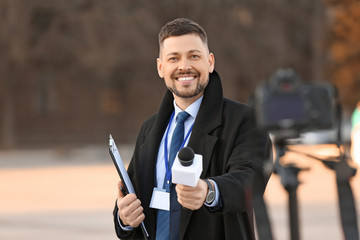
(165, 49), (202, 57)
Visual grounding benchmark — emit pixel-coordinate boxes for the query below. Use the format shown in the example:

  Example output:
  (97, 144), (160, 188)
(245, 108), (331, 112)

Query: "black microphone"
(178, 147), (195, 166)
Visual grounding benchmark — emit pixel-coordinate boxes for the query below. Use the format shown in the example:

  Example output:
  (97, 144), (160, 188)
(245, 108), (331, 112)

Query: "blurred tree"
(326, 0), (360, 108)
(0, 0), (337, 148)
(0, 0), (28, 148)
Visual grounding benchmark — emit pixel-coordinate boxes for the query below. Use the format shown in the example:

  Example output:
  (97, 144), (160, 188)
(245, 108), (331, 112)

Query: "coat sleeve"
(210, 106), (272, 213)
(113, 202), (134, 239)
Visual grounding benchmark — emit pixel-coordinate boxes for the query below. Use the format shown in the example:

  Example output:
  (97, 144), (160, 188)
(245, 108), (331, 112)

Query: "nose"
(178, 58), (191, 71)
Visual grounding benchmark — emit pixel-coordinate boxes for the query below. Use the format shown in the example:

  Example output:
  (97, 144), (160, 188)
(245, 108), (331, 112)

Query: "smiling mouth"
(177, 76), (196, 81)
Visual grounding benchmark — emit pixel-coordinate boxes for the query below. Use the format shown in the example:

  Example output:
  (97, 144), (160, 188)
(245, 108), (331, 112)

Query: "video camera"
(253, 69), (337, 139)
(251, 69), (359, 240)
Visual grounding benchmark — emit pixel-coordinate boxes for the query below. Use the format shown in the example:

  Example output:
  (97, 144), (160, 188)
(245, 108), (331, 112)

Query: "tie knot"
(176, 111), (190, 123)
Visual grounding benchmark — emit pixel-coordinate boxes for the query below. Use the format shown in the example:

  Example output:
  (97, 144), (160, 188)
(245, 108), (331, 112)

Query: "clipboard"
(109, 134), (149, 239)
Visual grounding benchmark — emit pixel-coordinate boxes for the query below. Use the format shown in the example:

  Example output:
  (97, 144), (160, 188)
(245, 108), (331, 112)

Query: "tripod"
(274, 140), (359, 240)
(273, 141), (309, 240)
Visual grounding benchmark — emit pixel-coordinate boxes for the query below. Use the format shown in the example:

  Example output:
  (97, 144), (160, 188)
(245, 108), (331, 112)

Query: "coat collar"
(193, 70), (223, 134)
(154, 70), (224, 136)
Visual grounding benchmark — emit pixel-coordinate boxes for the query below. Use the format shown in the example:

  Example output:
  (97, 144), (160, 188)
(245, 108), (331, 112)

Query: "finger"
(177, 193), (201, 205)
(117, 181), (125, 198)
(179, 180), (208, 199)
(176, 184), (194, 192)
(176, 185), (194, 198)
(176, 185), (200, 199)
(120, 195), (142, 217)
(127, 197), (142, 213)
(178, 198), (200, 210)
(127, 205), (145, 225)
(128, 211), (145, 227)
(117, 193), (137, 213)
(119, 193), (137, 208)
(135, 212), (145, 225)
(176, 188), (205, 210)
(120, 199), (145, 227)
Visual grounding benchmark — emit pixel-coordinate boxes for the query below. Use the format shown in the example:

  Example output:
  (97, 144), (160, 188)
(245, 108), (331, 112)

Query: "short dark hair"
(158, 18), (208, 47)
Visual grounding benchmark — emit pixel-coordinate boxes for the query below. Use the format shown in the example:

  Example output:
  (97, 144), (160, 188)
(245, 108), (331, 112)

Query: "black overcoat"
(114, 71), (272, 240)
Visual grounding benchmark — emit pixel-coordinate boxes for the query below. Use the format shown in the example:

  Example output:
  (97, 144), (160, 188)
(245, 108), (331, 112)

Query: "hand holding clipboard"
(109, 134), (149, 240)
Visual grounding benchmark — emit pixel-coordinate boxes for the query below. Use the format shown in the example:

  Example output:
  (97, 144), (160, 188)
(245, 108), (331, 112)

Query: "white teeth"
(178, 76), (195, 81)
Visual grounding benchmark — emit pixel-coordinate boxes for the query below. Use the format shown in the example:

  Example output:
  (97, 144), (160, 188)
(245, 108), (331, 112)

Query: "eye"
(190, 55), (200, 59)
(168, 56), (178, 62)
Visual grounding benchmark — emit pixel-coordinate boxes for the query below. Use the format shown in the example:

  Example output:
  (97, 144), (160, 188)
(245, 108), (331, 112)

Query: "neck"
(174, 94), (203, 110)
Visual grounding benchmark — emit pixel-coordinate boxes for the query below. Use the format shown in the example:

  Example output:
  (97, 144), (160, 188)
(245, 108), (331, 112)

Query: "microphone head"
(178, 147), (195, 166)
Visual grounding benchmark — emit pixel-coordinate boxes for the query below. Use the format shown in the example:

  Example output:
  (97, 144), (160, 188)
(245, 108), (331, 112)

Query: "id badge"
(149, 188), (170, 211)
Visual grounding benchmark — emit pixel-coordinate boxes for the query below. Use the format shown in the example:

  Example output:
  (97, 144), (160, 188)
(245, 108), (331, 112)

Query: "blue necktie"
(156, 111), (190, 240)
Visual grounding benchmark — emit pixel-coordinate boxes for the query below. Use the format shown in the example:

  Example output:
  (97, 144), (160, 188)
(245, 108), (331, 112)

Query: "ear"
(156, 58), (164, 78)
(208, 53), (215, 73)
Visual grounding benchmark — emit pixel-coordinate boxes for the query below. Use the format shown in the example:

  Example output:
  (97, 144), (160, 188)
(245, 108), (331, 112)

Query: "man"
(113, 18), (272, 240)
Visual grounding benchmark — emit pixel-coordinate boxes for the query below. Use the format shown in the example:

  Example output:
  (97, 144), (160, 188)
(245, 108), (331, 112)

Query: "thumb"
(117, 180), (126, 199)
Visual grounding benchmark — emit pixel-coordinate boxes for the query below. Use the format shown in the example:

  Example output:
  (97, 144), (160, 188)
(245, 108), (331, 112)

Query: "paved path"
(0, 144), (359, 239)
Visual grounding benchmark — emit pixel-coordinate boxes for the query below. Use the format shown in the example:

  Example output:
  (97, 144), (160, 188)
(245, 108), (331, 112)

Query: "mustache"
(172, 70), (198, 78)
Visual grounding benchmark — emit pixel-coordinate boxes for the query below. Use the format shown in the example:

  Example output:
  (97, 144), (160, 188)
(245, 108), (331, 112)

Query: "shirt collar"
(173, 96), (203, 121)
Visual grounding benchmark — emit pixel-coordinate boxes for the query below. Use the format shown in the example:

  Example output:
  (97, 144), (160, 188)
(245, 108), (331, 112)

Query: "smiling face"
(157, 34), (215, 109)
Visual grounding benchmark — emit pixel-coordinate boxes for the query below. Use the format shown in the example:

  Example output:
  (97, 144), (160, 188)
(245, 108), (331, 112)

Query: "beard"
(168, 82), (207, 98)
(167, 70), (208, 98)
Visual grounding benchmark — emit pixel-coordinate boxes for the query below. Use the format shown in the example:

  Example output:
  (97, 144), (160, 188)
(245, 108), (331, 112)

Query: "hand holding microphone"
(172, 147), (208, 210)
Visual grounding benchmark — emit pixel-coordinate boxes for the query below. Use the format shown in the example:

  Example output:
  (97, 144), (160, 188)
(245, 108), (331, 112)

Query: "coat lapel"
(180, 71), (224, 238)
(136, 90), (174, 237)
